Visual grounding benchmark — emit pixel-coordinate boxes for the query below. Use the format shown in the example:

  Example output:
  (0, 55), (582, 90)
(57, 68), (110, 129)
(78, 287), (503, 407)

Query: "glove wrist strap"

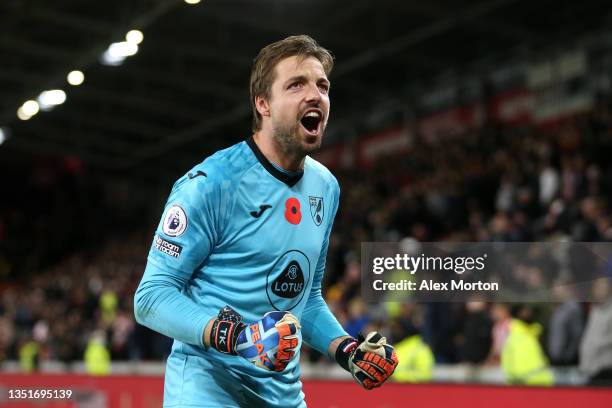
(210, 320), (244, 354)
(209, 306), (246, 355)
(335, 337), (359, 372)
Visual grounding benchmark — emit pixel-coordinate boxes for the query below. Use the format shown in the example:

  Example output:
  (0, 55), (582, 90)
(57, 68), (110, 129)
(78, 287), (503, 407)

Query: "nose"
(304, 83), (322, 104)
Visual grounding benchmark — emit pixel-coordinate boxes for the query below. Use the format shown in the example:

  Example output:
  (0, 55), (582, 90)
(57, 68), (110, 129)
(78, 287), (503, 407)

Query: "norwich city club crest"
(308, 196), (324, 226)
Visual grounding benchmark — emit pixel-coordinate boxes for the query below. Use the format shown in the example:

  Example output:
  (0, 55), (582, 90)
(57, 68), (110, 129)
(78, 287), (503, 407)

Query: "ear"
(255, 95), (270, 118)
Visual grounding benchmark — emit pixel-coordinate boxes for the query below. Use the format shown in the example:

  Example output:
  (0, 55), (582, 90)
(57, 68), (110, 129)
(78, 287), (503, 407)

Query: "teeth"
(304, 111), (320, 118)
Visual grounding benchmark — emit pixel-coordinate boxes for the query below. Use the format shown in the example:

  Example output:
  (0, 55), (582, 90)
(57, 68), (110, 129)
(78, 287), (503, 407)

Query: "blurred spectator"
(461, 301), (492, 364)
(501, 305), (553, 385)
(344, 298), (369, 338)
(84, 329), (110, 376)
(422, 302), (461, 363)
(100, 287), (118, 326)
(579, 278), (612, 386)
(18, 336), (40, 373)
(547, 280), (584, 365)
(392, 321), (434, 383)
(389, 303), (419, 343)
(0, 316), (15, 361)
(488, 303), (511, 364)
(110, 309), (136, 360)
(539, 159), (559, 207)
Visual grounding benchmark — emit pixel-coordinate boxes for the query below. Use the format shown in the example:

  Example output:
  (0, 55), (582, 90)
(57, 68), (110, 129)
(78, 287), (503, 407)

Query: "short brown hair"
(250, 35), (334, 132)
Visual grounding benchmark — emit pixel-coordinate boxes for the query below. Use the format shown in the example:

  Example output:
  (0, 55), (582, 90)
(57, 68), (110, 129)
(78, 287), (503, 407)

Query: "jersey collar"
(246, 136), (304, 187)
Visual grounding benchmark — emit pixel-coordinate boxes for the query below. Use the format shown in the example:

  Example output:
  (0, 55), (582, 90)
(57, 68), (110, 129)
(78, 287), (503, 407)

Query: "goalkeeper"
(134, 35), (397, 407)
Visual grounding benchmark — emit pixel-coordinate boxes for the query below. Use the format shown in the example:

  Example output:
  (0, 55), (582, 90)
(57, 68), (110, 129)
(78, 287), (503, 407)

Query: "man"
(501, 305), (553, 386)
(547, 280), (584, 366)
(391, 317), (434, 383)
(134, 35), (398, 407)
(580, 278), (612, 386)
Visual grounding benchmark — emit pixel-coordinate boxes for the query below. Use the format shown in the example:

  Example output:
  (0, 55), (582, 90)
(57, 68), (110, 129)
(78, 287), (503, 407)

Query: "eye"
(288, 81), (303, 90)
(318, 83), (330, 93)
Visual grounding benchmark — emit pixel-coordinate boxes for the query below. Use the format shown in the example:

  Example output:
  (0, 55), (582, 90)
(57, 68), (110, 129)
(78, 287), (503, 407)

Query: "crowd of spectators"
(1, 99), (611, 383)
(320, 101), (612, 381)
(0, 233), (173, 366)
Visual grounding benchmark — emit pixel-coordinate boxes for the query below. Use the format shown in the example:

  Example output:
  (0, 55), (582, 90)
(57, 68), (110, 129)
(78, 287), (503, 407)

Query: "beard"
(271, 116), (324, 158)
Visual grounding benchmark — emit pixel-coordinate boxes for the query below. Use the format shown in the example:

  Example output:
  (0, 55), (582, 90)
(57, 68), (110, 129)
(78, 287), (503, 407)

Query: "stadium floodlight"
(67, 70), (85, 86)
(184, 0), (201, 4)
(0, 127), (6, 145)
(17, 107), (32, 121)
(101, 50), (125, 66)
(109, 41), (138, 57)
(22, 100), (40, 117)
(101, 41), (139, 66)
(38, 90), (67, 111)
(126, 29), (144, 45)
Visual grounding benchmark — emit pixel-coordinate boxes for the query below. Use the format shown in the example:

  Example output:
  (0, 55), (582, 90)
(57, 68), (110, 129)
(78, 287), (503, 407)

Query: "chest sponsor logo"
(309, 196), (324, 226)
(162, 204), (188, 237)
(272, 261), (305, 298)
(154, 236), (183, 258)
(266, 250), (311, 311)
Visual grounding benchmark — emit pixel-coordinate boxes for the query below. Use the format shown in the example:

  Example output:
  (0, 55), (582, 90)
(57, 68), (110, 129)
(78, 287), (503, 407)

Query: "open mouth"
(300, 110), (322, 135)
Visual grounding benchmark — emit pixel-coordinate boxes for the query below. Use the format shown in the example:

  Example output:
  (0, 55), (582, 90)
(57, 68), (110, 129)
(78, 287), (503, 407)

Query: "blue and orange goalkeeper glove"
(209, 306), (301, 371)
(335, 332), (398, 390)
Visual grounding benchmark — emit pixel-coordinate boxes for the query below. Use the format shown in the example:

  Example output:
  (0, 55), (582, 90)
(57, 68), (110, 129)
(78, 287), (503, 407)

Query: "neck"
(252, 130), (305, 171)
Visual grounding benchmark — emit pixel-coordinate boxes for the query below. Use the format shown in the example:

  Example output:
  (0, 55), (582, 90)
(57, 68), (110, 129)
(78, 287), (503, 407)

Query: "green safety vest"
(84, 340), (111, 375)
(100, 290), (118, 324)
(501, 319), (554, 386)
(19, 341), (39, 372)
(392, 335), (434, 383)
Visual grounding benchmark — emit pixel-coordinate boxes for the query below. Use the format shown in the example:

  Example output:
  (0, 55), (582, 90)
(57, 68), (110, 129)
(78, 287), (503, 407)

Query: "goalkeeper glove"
(335, 332), (398, 390)
(209, 306), (301, 371)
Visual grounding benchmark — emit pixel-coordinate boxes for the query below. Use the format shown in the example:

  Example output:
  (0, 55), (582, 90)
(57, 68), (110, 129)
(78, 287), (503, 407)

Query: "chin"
(301, 137), (322, 154)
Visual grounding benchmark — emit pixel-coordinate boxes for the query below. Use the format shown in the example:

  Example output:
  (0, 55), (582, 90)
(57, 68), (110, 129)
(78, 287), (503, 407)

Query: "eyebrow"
(284, 75), (330, 87)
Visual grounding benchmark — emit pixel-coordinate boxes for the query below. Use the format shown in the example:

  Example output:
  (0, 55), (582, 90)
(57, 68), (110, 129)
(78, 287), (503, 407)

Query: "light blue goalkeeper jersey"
(135, 137), (347, 407)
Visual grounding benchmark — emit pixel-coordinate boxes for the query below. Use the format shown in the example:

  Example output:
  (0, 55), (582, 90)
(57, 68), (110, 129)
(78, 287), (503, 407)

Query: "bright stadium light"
(101, 50), (125, 66)
(38, 89), (67, 111)
(0, 128), (7, 145)
(17, 107), (32, 121)
(22, 100), (40, 117)
(185, 0), (201, 4)
(126, 29), (143, 45)
(101, 41), (139, 66)
(109, 41), (138, 57)
(67, 70), (85, 86)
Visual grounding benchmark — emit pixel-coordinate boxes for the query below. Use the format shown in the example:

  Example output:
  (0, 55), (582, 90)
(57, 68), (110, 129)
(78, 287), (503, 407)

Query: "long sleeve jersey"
(134, 137), (347, 388)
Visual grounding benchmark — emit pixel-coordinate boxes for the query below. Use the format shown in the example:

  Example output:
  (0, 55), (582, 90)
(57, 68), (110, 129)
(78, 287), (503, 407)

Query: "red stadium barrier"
(1, 374), (611, 407)
(303, 381), (612, 408)
(0, 374), (163, 408)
